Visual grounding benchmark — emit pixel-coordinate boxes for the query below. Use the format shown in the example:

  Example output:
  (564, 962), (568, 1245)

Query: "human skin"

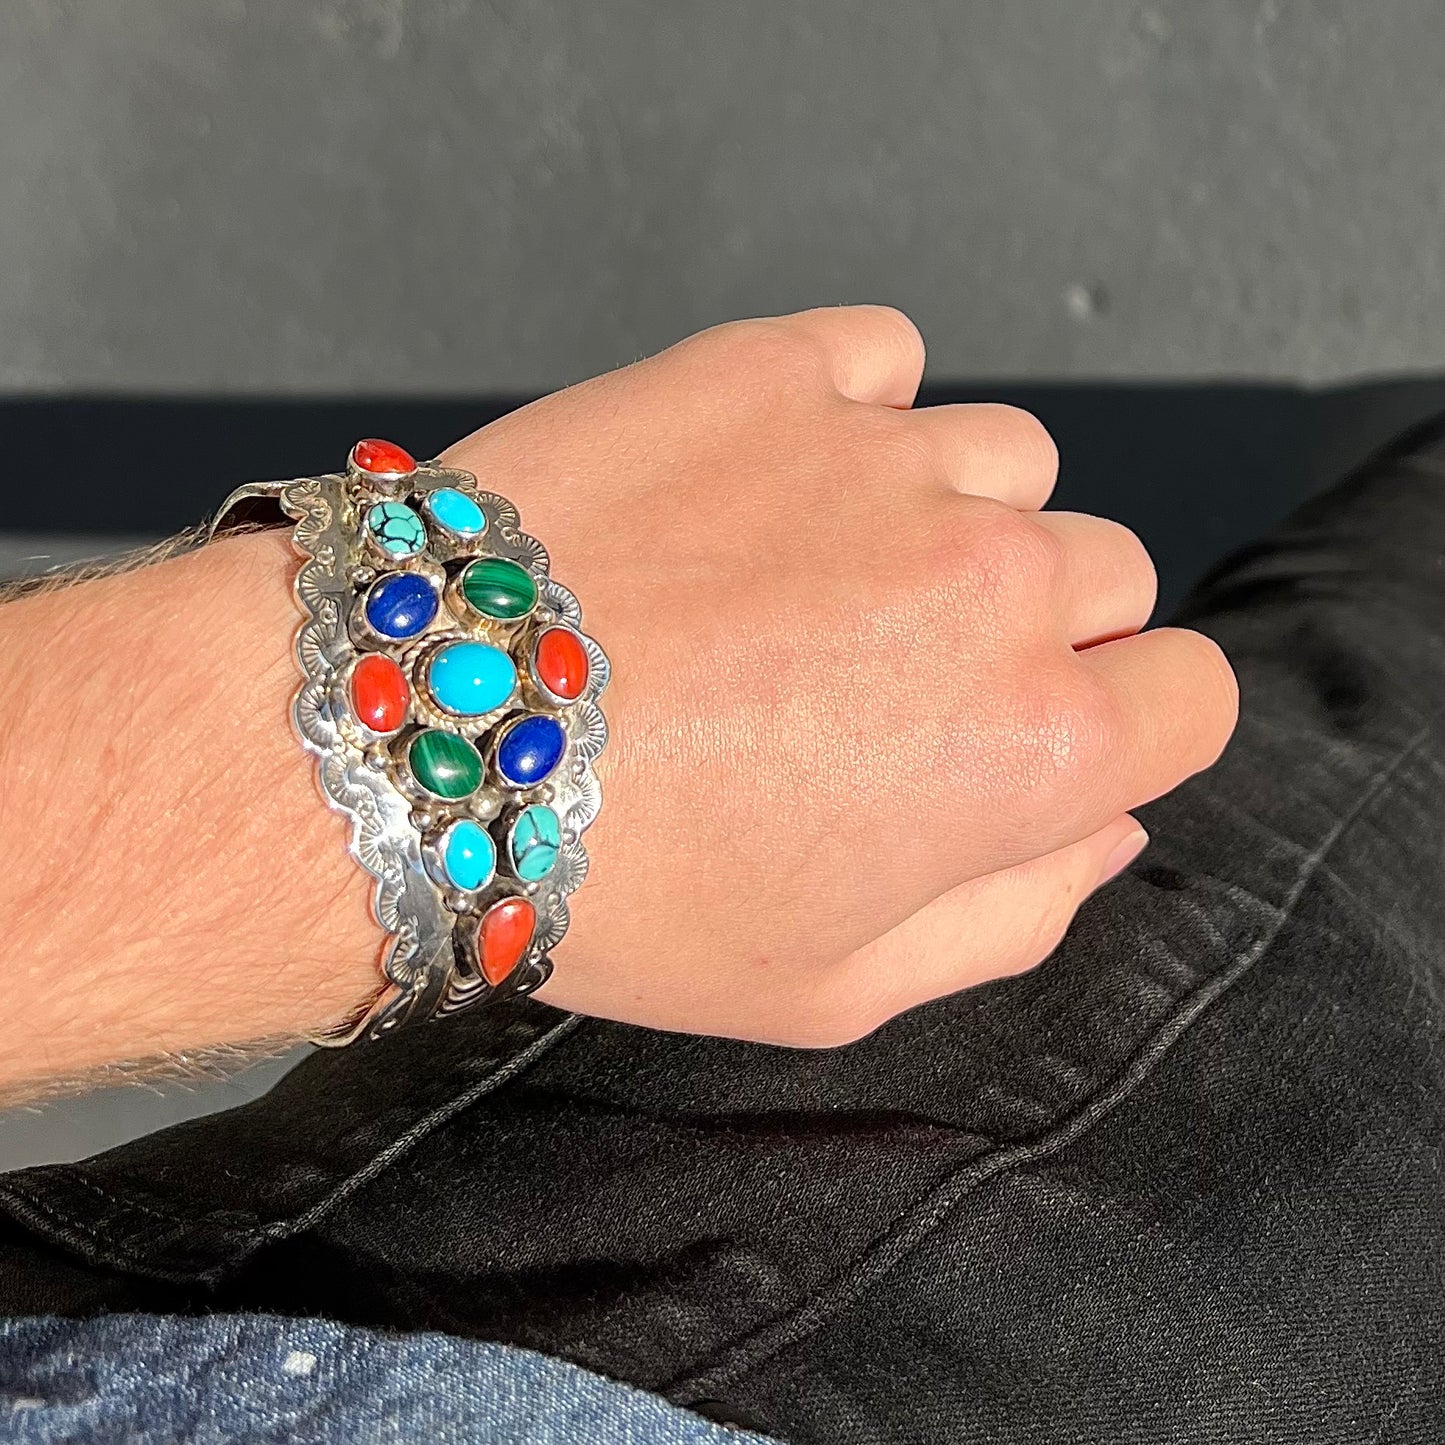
(0, 308), (1236, 1096)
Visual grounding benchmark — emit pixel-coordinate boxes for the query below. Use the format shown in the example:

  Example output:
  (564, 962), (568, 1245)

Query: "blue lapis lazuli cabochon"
(496, 714), (567, 788)
(442, 819), (496, 891)
(428, 642), (517, 717)
(426, 487), (487, 537)
(365, 572), (437, 640)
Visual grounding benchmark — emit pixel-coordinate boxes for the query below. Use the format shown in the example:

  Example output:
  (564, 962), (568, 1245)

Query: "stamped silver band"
(211, 441), (608, 1045)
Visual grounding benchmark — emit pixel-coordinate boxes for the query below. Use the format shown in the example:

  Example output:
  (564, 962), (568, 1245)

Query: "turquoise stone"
(508, 804), (562, 882)
(425, 487), (486, 538)
(441, 819), (496, 891)
(427, 642), (516, 717)
(365, 500), (427, 559)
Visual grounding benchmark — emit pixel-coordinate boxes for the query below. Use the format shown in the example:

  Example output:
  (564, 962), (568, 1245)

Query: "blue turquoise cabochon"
(425, 487), (487, 537)
(441, 819), (496, 891)
(427, 641), (517, 717)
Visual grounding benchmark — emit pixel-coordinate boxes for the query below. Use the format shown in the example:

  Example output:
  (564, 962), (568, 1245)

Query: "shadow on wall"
(6, 379), (1445, 617)
(2, 376), (1445, 1173)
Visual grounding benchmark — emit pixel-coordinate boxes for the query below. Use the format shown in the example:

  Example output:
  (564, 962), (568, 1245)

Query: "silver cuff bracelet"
(211, 439), (609, 1045)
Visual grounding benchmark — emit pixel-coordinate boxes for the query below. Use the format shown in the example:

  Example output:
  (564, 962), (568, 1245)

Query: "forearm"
(0, 528), (378, 1096)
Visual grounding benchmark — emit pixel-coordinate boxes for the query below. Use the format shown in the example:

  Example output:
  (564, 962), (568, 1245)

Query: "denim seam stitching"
(665, 720), (1435, 1404)
(0, 1186), (220, 1283)
(0, 1012), (587, 1281)
(41, 1169), (252, 1231)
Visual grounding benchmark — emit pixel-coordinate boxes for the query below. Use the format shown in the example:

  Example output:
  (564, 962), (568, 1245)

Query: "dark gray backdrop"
(7, 1), (1445, 391)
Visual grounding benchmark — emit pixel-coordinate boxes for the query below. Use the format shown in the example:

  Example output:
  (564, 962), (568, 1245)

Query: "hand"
(440, 306), (1238, 1044)
(0, 306), (1237, 1091)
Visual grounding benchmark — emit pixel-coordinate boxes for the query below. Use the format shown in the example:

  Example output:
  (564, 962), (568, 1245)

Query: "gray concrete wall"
(3, 0), (1444, 395)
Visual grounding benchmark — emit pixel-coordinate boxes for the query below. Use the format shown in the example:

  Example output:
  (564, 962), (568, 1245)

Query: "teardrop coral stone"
(478, 897), (536, 985)
(351, 438), (417, 477)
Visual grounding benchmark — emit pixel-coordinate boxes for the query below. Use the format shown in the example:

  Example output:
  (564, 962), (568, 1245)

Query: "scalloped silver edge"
(212, 459), (609, 1045)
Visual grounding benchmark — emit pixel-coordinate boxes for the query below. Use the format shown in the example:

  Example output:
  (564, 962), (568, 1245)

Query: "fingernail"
(1100, 824), (1149, 885)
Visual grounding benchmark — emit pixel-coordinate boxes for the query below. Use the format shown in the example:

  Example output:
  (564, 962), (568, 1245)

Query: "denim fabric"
(0, 1313), (774, 1444)
(1, 418), (1444, 1441)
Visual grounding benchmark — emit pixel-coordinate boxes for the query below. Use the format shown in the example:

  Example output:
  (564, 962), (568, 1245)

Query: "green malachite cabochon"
(407, 728), (483, 799)
(461, 557), (538, 620)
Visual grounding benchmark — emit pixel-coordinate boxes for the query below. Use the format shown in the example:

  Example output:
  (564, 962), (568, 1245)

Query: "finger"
(1033, 511), (1158, 647)
(778, 305), (926, 407)
(827, 815), (1149, 1034)
(1077, 627), (1239, 820)
(905, 402), (1059, 508)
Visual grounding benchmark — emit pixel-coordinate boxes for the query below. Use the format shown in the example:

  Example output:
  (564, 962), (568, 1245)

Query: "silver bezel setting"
(353, 567), (443, 649)
(211, 454), (609, 1044)
(421, 486), (490, 549)
(423, 818), (498, 897)
(489, 711), (568, 791)
(449, 555), (542, 627)
(503, 802), (564, 885)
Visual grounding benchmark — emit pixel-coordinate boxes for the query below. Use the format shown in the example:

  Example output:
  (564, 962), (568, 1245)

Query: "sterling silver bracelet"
(212, 439), (608, 1045)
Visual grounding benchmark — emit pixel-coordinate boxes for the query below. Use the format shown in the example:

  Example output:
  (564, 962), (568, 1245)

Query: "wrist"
(0, 527), (379, 1088)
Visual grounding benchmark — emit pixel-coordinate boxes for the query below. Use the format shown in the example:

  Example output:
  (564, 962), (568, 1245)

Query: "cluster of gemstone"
(342, 439), (592, 989)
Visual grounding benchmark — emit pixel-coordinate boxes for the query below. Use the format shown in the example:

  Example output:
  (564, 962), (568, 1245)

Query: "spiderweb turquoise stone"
(365, 500), (427, 559)
(508, 804), (562, 881)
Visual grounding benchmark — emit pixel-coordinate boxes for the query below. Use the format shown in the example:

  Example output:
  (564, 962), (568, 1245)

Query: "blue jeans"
(0, 1312), (774, 1443)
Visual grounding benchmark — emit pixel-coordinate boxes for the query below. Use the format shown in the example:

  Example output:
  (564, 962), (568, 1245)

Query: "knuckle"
(1018, 887), (1085, 968)
(858, 407), (940, 481)
(1067, 515), (1158, 623)
(860, 304), (926, 367)
(713, 316), (829, 382)
(996, 912), (1074, 982)
(923, 504), (1063, 625)
(975, 403), (1060, 477)
(1010, 512), (1068, 587)
(956, 505), (1063, 600)
(1012, 665), (1119, 796)
(1105, 518), (1159, 595)
(1163, 627), (1241, 758)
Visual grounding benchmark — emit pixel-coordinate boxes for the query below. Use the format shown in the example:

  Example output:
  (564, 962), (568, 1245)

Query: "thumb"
(823, 814), (1148, 1035)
